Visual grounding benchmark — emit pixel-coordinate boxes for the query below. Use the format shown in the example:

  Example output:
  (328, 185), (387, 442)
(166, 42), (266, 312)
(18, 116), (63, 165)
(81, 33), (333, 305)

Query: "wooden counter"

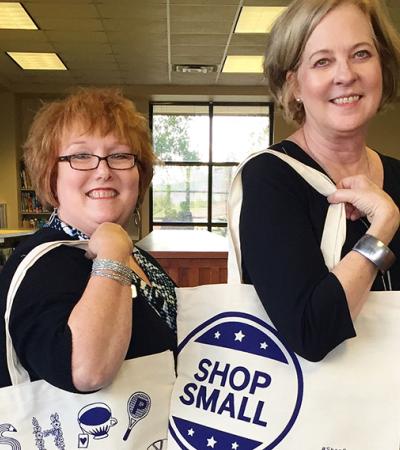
(137, 230), (228, 287)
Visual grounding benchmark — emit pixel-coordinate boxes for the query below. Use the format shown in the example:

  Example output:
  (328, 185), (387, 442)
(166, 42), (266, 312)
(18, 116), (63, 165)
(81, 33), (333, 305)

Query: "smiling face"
(56, 125), (139, 236)
(293, 2), (383, 136)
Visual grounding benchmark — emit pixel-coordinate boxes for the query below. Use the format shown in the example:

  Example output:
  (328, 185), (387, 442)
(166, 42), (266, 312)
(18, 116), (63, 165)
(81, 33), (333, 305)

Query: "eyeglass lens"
(69, 154), (135, 170)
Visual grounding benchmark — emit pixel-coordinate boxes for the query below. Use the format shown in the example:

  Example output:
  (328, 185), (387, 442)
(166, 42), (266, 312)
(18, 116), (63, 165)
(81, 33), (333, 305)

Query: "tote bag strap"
(227, 148), (346, 283)
(4, 239), (89, 385)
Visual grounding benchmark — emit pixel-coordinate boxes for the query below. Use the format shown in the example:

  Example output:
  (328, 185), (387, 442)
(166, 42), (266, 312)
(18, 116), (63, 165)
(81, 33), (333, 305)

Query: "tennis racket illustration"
(122, 392), (151, 441)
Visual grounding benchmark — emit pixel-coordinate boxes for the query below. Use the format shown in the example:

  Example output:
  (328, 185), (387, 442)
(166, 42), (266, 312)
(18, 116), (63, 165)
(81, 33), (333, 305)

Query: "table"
(137, 230), (228, 287)
(0, 229), (34, 246)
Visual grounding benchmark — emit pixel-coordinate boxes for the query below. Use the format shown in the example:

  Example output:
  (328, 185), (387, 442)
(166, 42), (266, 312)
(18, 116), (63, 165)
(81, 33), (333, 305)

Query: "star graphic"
(187, 428), (194, 437)
(214, 331), (221, 339)
(234, 330), (245, 342)
(207, 436), (217, 448)
(232, 442), (239, 450)
(260, 341), (268, 350)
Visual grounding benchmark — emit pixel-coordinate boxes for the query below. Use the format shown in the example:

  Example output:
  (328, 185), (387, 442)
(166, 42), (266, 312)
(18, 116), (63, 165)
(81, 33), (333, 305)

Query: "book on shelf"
(21, 191), (51, 214)
(20, 166), (32, 189)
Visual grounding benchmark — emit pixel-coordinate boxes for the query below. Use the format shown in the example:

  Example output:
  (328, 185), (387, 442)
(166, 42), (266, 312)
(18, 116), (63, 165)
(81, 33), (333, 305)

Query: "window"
(150, 102), (273, 236)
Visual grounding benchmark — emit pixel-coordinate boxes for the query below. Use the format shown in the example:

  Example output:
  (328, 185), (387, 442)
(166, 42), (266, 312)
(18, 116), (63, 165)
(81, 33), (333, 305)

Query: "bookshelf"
(20, 163), (51, 229)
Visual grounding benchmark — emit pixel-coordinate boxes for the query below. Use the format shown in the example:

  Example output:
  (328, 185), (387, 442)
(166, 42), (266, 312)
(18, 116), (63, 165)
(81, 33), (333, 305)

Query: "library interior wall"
(0, 91), (399, 234)
(0, 92), (18, 228)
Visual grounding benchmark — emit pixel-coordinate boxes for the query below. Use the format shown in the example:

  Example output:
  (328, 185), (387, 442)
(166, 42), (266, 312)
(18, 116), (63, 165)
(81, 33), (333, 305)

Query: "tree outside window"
(150, 102), (273, 235)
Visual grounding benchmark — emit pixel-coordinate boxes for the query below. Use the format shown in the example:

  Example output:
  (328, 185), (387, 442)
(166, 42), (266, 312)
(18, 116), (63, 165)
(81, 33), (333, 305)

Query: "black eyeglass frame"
(57, 153), (136, 171)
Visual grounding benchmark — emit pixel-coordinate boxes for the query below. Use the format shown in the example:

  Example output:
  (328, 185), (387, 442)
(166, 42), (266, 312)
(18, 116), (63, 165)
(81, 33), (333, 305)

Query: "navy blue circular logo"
(169, 312), (303, 449)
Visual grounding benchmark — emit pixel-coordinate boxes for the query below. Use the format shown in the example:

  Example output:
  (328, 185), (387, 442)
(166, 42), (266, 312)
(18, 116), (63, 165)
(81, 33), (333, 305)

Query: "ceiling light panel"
(7, 52), (67, 70)
(235, 7), (287, 33)
(0, 2), (37, 30)
(223, 55), (264, 73)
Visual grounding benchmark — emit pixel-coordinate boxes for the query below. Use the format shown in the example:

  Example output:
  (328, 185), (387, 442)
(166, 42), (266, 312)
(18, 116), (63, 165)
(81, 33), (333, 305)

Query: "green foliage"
(153, 115), (201, 221)
(153, 115), (198, 161)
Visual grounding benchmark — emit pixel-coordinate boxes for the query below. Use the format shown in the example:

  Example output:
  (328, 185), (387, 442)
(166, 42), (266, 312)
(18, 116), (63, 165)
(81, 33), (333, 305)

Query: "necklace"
(301, 128), (372, 184)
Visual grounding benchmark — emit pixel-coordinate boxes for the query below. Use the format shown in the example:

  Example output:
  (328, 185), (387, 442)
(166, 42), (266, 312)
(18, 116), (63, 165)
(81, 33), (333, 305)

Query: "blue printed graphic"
(123, 392), (151, 441)
(171, 312), (303, 450)
(0, 424), (21, 450)
(147, 438), (167, 449)
(170, 417), (262, 449)
(195, 321), (288, 364)
(77, 402), (117, 445)
(32, 413), (65, 450)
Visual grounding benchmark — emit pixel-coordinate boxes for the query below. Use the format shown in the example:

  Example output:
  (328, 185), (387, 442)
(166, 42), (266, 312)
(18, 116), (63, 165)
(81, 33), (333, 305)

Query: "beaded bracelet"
(91, 258), (134, 286)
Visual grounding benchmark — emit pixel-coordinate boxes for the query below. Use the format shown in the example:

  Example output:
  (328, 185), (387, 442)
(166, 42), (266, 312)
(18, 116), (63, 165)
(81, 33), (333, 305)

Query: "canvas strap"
(4, 240), (89, 385)
(227, 149), (346, 283)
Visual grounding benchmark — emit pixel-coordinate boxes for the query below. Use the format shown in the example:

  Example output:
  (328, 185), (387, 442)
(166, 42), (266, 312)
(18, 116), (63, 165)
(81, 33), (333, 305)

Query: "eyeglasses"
(58, 153), (136, 171)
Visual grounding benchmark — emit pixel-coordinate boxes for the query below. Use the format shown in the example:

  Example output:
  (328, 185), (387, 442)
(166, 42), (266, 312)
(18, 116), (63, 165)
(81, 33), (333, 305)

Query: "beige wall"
(367, 101), (400, 158)
(0, 92), (18, 228)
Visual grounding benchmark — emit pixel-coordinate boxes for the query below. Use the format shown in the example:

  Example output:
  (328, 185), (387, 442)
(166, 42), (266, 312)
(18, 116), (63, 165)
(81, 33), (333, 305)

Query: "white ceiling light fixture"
(173, 64), (217, 74)
(235, 6), (287, 33)
(0, 2), (38, 30)
(7, 52), (67, 70)
(222, 55), (264, 73)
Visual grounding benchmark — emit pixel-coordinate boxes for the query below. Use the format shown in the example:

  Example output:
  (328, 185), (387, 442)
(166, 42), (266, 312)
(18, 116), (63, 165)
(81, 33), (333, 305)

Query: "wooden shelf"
(21, 211), (51, 215)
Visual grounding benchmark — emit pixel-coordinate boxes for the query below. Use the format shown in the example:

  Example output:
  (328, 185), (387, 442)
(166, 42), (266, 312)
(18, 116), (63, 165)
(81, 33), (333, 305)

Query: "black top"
(240, 140), (400, 361)
(0, 227), (176, 391)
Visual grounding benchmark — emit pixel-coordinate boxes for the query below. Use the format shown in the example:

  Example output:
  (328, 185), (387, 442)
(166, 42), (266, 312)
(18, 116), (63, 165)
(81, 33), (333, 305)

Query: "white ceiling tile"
(172, 55), (220, 65)
(172, 34), (228, 46)
(45, 30), (109, 43)
(0, 0), (398, 92)
(112, 44), (167, 58)
(172, 46), (224, 58)
(107, 31), (166, 43)
(171, 21), (232, 34)
(230, 34), (268, 46)
(171, 5), (237, 21)
(0, 29), (48, 43)
(36, 18), (103, 31)
(171, 71), (218, 85)
(97, 3), (166, 19)
(103, 19), (165, 33)
(25, 3), (99, 18)
(170, 0), (237, 5)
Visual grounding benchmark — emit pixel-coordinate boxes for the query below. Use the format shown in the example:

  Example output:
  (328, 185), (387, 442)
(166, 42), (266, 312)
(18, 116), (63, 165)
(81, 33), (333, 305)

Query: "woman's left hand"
(327, 174), (400, 244)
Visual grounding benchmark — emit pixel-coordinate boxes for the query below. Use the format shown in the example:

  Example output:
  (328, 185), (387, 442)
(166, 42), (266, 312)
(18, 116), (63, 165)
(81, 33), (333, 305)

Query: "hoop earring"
(133, 208), (141, 228)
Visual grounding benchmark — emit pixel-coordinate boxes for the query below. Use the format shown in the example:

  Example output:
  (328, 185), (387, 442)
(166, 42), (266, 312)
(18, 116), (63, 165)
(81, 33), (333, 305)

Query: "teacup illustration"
(78, 402), (118, 440)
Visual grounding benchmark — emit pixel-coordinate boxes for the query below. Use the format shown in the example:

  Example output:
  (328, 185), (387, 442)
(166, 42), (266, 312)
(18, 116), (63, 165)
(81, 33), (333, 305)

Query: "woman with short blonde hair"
(239, 0), (400, 361)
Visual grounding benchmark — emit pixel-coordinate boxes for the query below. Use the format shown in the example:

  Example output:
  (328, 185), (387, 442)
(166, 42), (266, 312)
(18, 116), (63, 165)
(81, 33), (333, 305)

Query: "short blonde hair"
(23, 87), (155, 207)
(264, 0), (400, 124)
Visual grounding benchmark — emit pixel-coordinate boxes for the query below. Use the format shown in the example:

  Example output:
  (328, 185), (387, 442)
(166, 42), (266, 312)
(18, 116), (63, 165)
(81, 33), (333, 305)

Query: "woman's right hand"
(86, 222), (133, 263)
(327, 174), (400, 244)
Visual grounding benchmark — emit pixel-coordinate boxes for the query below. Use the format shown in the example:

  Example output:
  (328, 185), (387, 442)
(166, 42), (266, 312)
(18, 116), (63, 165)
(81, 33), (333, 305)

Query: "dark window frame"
(149, 101), (274, 232)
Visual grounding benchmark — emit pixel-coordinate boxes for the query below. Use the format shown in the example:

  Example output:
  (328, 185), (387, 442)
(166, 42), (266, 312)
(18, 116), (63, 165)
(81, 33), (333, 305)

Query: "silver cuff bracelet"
(352, 234), (396, 274)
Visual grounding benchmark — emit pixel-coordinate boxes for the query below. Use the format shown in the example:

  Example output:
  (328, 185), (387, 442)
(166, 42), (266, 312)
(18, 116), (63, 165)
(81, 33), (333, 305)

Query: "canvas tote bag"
(168, 150), (400, 450)
(1, 240), (175, 450)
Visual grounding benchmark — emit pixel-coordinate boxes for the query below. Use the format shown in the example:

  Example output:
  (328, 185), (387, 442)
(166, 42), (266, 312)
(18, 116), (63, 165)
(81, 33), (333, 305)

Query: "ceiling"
(0, 0), (399, 94)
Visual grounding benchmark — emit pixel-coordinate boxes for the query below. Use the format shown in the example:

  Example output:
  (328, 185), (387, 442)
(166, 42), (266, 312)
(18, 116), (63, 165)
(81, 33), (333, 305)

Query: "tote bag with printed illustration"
(0, 240), (175, 450)
(167, 150), (400, 450)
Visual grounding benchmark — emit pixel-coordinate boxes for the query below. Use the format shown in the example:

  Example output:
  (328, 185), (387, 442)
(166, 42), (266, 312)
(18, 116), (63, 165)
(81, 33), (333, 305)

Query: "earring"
(133, 208), (141, 228)
(296, 97), (302, 103)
